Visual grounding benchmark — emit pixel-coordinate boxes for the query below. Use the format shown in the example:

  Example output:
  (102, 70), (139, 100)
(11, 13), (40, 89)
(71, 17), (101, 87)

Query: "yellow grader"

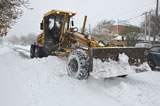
(30, 10), (148, 80)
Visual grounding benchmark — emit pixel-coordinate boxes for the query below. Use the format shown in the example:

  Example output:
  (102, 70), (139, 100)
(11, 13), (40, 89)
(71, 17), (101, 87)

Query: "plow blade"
(92, 47), (148, 65)
(89, 47), (150, 79)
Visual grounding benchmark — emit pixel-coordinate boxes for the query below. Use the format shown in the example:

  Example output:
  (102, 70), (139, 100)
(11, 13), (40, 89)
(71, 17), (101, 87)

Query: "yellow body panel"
(63, 49), (73, 52)
(53, 52), (69, 56)
(44, 10), (76, 17)
(111, 40), (126, 47)
(36, 9), (126, 57)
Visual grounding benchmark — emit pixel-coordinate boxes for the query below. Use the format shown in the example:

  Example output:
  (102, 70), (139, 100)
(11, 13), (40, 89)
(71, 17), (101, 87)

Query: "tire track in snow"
(12, 48), (30, 59)
(8, 45), (30, 59)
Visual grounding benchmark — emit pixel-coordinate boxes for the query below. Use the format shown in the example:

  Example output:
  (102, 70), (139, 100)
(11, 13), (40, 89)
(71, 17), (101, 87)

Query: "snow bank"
(0, 45), (119, 106)
(0, 44), (159, 106)
(91, 53), (151, 79)
(0, 46), (11, 55)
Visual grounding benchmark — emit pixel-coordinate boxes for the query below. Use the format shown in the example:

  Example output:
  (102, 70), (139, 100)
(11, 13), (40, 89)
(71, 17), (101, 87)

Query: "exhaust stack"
(81, 16), (87, 34)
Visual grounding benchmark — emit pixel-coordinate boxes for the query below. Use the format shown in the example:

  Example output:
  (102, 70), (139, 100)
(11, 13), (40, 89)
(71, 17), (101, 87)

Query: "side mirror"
(71, 20), (74, 27)
(40, 22), (43, 30)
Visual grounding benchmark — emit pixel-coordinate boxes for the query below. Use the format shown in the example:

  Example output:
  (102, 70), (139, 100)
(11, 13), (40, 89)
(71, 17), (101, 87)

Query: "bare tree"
(9, 35), (20, 44)
(141, 11), (160, 41)
(92, 20), (115, 42)
(0, 0), (31, 36)
(19, 33), (36, 45)
(5, 33), (36, 45)
(120, 26), (141, 46)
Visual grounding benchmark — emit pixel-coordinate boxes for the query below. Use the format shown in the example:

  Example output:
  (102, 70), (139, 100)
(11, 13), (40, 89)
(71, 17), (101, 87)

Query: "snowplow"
(30, 10), (149, 80)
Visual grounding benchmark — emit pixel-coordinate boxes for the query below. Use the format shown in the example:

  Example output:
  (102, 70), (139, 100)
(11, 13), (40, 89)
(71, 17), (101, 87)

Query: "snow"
(0, 44), (160, 106)
(113, 35), (124, 40)
(91, 53), (151, 79)
(113, 34), (126, 40)
(135, 42), (153, 48)
(113, 19), (131, 26)
(119, 53), (129, 64)
(137, 35), (160, 41)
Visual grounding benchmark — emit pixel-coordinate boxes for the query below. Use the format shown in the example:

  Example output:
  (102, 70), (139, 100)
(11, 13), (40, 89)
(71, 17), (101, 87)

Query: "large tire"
(148, 59), (156, 70)
(67, 49), (89, 80)
(35, 46), (44, 58)
(30, 45), (36, 58)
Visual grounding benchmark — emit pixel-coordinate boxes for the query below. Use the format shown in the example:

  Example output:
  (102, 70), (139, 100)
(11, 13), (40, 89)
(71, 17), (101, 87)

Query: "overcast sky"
(7, 0), (156, 36)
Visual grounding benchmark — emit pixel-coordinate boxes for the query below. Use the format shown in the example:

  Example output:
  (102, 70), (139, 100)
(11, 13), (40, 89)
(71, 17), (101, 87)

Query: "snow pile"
(91, 53), (151, 79)
(103, 76), (160, 106)
(0, 44), (159, 106)
(0, 46), (11, 55)
(0, 45), (123, 106)
(119, 53), (129, 63)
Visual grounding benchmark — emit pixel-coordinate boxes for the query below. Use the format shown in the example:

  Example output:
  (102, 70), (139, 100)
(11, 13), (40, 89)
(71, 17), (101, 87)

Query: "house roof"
(113, 19), (131, 26)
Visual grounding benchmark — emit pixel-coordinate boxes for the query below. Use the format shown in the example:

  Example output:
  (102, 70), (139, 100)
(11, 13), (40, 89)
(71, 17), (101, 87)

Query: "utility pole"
(89, 24), (91, 35)
(145, 12), (147, 41)
(156, 0), (159, 16)
(116, 19), (119, 34)
(155, 0), (159, 41)
(148, 11), (151, 42)
(88, 24), (92, 40)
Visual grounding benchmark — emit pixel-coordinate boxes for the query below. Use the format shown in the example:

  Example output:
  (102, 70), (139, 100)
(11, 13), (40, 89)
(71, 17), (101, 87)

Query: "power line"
(125, 13), (144, 21)
(124, 9), (158, 21)
(111, 1), (156, 19)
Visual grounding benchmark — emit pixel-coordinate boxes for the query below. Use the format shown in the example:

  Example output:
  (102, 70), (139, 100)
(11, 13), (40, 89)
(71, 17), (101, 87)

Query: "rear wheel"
(67, 49), (89, 80)
(30, 45), (36, 58)
(148, 60), (156, 70)
(35, 46), (44, 58)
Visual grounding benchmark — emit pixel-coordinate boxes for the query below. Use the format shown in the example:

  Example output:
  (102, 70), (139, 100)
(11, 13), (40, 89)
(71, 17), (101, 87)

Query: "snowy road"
(12, 48), (30, 59)
(0, 44), (160, 106)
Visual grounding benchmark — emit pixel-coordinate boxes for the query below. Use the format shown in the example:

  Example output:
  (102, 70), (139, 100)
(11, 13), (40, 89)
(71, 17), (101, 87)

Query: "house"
(108, 19), (131, 35)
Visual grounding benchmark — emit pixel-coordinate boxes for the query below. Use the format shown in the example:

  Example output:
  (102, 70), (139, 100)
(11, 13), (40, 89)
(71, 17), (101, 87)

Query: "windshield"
(64, 16), (70, 32)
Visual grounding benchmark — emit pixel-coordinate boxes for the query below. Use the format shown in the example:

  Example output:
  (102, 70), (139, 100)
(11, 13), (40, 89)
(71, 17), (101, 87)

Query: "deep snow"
(92, 53), (151, 79)
(0, 44), (160, 106)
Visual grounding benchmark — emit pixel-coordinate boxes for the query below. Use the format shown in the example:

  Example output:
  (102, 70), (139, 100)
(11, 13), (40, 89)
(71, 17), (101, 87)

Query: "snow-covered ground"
(0, 44), (160, 106)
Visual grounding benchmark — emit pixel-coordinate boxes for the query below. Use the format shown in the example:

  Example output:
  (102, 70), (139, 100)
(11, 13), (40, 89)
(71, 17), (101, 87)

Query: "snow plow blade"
(89, 47), (150, 79)
(92, 47), (148, 65)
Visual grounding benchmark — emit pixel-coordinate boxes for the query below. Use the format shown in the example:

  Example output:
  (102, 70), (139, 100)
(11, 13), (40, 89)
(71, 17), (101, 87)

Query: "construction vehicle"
(30, 10), (148, 80)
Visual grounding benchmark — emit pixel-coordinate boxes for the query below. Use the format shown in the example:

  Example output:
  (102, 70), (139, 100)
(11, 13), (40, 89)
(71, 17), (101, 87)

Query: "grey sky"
(8, 0), (156, 36)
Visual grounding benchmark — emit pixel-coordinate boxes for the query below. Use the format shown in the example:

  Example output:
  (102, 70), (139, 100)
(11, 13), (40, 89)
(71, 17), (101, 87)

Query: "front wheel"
(67, 49), (89, 80)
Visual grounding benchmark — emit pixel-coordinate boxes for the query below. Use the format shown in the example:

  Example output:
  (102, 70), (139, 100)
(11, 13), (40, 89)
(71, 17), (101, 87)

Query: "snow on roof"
(137, 34), (160, 41)
(113, 19), (131, 26)
(113, 33), (160, 41)
(113, 34), (126, 40)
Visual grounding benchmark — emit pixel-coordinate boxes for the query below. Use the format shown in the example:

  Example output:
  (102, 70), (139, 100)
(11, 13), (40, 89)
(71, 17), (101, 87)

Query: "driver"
(51, 22), (61, 44)
(52, 22), (60, 37)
